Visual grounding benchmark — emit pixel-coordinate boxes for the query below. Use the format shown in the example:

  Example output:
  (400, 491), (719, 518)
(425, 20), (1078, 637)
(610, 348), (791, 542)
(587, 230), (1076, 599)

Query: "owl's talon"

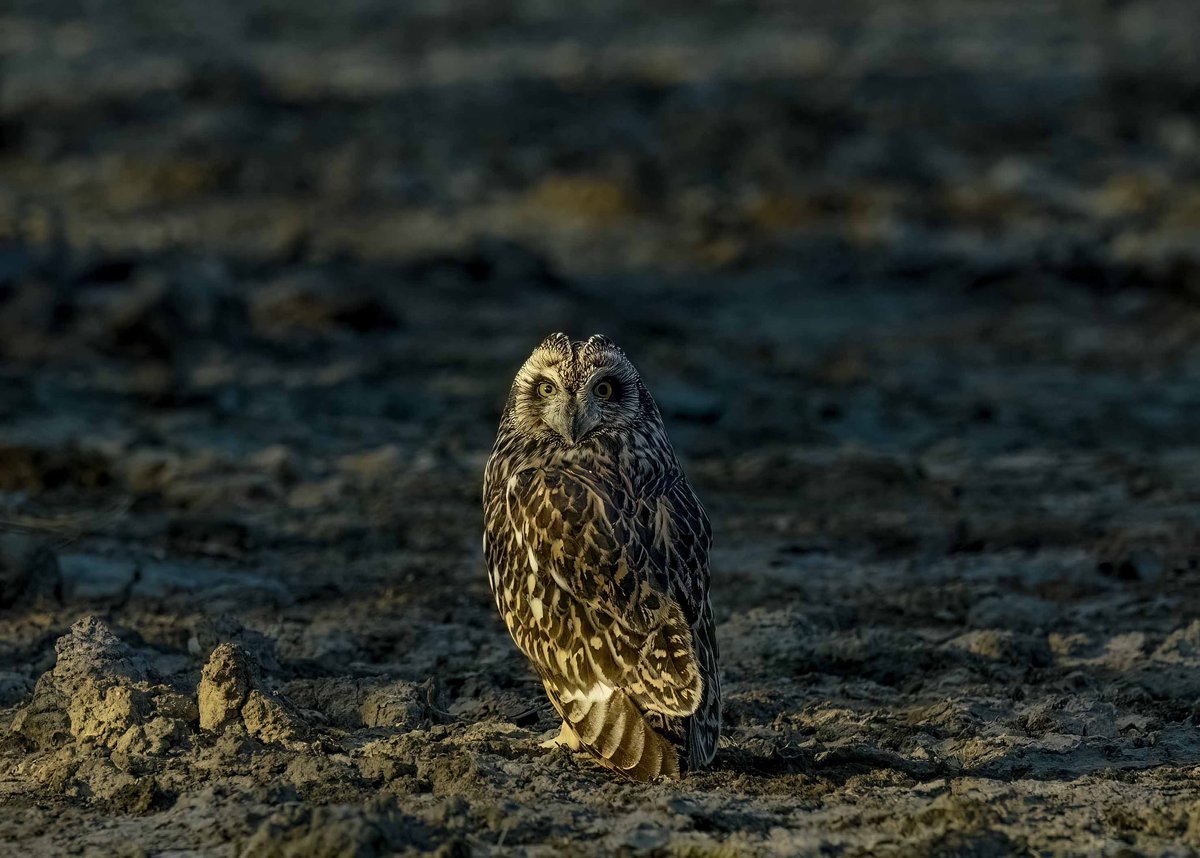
(539, 721), (581, 750)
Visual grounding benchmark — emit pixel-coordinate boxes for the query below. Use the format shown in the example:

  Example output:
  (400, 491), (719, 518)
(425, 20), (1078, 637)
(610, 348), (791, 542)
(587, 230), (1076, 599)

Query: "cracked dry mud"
(4, 0), (1200, 855)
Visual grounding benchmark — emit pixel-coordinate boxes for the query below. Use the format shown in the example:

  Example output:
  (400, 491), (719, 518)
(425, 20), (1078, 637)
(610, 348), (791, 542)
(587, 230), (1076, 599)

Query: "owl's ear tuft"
(585, 334), (616, 350)
(538, 332), (572, 357)
(581, 334), (622, 364)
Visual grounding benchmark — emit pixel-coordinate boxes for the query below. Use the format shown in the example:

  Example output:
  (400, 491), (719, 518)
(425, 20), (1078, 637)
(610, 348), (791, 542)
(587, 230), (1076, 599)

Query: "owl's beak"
(568, 407), (590, 444)
(551, 402), (593, 446)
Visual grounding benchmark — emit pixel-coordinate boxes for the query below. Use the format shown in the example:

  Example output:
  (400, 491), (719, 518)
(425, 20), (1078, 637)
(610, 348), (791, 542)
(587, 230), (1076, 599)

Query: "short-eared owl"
(483, 333), (720, 780)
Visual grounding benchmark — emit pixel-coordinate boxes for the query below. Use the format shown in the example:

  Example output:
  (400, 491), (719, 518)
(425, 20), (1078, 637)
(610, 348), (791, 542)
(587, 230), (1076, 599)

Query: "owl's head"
(504, 332), (657, 447)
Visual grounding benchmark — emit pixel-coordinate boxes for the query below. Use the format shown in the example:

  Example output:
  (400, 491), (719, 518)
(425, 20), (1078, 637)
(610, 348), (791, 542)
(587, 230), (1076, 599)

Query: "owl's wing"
(505, 466), (711, 720)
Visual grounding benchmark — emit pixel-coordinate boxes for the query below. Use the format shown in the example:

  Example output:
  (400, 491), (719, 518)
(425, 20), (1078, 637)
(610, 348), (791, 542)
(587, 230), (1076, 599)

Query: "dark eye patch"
(593, 377), (619, 400)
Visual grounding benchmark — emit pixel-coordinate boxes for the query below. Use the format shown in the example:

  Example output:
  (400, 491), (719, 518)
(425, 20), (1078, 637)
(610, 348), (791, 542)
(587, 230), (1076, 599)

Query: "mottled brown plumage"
(483, 333), (720, 780)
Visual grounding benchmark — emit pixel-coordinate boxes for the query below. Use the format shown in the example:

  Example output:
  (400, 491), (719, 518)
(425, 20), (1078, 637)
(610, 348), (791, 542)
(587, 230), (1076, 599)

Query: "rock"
(0, 533), (60, 606)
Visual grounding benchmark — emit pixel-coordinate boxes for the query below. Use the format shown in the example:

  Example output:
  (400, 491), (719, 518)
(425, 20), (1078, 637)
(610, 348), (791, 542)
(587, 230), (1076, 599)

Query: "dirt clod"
(197, 643), (254, 731)
(14, 617), (196, 752)
(198, 642), (310, 747)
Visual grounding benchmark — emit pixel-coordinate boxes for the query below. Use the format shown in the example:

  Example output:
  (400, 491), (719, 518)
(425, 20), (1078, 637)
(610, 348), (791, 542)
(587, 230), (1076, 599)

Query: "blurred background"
(4, 1), (1200, 853)
(2, 0), (1200, 465)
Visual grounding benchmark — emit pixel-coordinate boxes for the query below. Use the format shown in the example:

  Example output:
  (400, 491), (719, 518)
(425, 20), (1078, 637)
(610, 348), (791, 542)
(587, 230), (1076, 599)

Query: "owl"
(482, 333), (720, 780)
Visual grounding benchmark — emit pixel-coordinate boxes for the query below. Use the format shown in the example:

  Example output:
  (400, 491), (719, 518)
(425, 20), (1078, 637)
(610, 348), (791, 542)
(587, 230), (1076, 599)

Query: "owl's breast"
(484, 471), (560, 651)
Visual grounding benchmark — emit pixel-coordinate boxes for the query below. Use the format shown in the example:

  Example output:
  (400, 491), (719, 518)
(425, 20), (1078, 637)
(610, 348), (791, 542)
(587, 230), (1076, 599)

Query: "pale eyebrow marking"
(582, 364), (622, 382)
(522, 363), (566, 386)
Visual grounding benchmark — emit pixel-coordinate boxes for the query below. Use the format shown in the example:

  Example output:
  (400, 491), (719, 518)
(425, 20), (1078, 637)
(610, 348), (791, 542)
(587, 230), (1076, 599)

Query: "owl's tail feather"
(545, 682), (681, 781)
(686, 600), (722, 769)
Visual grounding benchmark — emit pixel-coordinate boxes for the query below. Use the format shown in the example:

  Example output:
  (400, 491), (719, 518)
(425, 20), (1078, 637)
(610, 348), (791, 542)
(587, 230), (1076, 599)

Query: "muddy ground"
(3, 0), (1200, 855)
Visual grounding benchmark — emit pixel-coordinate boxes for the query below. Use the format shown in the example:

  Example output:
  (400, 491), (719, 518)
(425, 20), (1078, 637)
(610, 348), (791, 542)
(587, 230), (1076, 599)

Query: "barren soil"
(3, 1), (1200, 855)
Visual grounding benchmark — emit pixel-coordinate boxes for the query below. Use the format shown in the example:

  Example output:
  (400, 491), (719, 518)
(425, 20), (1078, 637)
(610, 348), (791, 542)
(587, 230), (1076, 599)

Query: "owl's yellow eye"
(594, 380), (614, 400)
(536, 381), (556, 398)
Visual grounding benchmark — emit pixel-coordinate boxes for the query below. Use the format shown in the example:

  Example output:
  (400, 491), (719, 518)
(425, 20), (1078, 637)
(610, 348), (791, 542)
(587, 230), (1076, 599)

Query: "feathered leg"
(542, 680), (681, 780)
(539, 720), (581, 749)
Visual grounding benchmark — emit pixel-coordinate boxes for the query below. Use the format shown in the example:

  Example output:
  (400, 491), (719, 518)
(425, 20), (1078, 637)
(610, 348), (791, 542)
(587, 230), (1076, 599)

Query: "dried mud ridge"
(5, 0), (1200, 854)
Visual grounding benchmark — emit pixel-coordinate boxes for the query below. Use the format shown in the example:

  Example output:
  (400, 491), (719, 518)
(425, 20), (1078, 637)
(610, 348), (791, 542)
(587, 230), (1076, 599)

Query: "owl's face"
(505, 333), (652, 448)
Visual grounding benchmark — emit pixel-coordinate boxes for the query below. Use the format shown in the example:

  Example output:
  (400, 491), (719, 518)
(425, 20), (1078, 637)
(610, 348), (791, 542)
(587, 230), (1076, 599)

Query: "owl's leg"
(539, 720), (581, 750)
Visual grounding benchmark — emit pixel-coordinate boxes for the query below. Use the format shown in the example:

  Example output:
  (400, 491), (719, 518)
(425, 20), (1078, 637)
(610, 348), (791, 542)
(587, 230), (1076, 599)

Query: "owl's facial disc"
(535, 377), (583, 445)
(525, 376), (594, 446)
(511, 333), (646, 446)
